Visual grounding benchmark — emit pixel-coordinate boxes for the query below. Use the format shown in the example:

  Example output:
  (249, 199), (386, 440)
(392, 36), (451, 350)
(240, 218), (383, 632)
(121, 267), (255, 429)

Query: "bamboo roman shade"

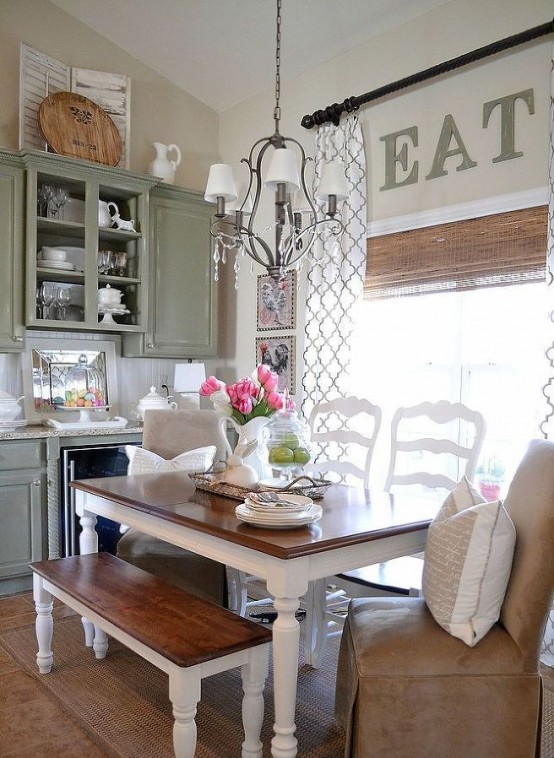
(364, 205), (548, 299)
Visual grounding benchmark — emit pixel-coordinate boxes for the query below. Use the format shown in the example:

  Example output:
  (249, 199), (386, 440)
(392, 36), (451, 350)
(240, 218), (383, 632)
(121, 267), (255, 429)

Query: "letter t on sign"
(482, 89), (534, 163)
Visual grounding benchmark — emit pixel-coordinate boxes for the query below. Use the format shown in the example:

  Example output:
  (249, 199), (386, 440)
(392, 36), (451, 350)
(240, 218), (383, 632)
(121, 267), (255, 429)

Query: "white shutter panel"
(19, 44), (70, 151)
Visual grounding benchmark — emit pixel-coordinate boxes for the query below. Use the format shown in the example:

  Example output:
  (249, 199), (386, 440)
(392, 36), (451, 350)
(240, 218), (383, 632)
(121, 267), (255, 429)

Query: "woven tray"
(189, 473), (332, 501)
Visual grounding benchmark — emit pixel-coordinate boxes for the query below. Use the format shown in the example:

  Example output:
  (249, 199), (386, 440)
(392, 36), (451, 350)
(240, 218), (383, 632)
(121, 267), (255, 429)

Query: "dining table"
(71, 473), (439, 758)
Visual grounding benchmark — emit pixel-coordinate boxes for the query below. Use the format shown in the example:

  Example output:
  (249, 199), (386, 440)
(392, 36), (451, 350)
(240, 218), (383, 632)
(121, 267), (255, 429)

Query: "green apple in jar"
(268, 446), (295, 465)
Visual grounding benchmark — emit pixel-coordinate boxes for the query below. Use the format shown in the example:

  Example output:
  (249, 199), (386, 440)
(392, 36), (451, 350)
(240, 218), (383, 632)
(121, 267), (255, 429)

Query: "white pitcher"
(98, 200), (119, 228)
(147, 142), (182, 185)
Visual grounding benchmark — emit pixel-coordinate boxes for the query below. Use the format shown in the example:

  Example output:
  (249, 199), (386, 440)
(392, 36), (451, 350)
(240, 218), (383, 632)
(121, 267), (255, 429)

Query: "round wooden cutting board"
(38, 91), (122, 167)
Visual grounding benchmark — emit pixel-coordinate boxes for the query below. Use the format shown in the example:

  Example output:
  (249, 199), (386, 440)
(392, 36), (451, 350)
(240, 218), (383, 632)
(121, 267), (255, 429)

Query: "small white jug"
(147, 142), (182, 185)
(98, 201), (119, 228)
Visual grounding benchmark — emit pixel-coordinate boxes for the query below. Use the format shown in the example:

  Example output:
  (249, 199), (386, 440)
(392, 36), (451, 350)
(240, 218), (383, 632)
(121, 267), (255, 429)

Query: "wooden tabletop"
(71, 474), (439, 560)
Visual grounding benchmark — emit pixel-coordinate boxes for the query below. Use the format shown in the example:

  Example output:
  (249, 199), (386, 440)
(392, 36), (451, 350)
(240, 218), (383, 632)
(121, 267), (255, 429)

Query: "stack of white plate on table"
(235, 492), (322, 529)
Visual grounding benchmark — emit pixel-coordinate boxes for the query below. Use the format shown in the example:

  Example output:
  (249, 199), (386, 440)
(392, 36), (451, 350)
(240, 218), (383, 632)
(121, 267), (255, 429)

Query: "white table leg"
(78, 509), (98, 647)
(33, 573), (53, 674)
(270, 595), (300, 758)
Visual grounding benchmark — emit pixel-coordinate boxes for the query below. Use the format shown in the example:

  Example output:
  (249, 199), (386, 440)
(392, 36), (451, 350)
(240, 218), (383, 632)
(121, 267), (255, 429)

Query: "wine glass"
(49, 186), (69, 219)
(55, 287), (71, 320)
(37, 184), (54, 217)
(39, 284), (54, 319)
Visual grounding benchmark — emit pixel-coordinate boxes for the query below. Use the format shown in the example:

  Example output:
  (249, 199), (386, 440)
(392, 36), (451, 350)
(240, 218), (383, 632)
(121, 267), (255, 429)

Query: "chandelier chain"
(274, 0), (282, 130)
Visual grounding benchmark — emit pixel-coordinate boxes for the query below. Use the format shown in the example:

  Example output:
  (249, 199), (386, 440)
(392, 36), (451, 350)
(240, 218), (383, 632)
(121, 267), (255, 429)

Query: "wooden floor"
(0, 590), (109, 757)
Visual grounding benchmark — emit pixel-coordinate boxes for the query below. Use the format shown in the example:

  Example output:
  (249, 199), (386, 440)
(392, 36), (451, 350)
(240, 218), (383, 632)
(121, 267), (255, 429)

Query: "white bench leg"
(169, 669), (201, 758)
(241, 644), (269, 758)
(33, 573), (53, 674)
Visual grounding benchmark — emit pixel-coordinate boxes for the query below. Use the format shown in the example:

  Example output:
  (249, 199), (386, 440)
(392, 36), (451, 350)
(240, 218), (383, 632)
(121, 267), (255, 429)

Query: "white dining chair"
(302, 397), (383, 666)
(336, 399), (486, 598)
(305, 396), (382, 490)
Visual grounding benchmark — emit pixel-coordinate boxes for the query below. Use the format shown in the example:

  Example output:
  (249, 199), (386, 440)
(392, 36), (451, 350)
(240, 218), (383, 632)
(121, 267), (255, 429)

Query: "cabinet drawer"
(0, 441), (44, 471)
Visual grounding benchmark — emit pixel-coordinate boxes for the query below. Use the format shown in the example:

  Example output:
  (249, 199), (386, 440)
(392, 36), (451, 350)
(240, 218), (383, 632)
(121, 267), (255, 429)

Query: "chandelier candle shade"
(204, 0), (348, 284)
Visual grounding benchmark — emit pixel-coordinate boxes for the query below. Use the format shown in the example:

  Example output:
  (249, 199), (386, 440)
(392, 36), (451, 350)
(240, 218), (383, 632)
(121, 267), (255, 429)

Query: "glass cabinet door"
(23, 151), (156, 334)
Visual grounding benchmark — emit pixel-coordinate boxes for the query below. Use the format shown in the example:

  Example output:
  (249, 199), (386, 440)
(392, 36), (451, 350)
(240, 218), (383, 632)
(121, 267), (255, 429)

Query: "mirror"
(22, 337), (119, 424)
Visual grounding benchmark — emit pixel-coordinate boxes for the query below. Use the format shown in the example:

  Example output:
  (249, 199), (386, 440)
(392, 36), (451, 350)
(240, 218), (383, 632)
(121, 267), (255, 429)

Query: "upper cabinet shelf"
(22, 151), (157, 334)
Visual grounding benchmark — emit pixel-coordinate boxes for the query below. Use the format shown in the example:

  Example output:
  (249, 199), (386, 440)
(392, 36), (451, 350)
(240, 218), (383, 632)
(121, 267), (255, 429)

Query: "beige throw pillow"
(125, 445), (216, 475)
(422, 476), (516, 647)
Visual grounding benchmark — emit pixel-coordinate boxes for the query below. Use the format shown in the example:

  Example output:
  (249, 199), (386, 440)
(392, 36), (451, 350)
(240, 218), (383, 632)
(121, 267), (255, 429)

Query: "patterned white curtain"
(302, 115), (367, 420)
(540, 44), (554, 668)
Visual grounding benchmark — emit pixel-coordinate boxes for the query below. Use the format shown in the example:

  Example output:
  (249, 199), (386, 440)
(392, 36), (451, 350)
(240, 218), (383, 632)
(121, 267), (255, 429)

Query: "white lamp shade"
(316, 160), (349, 201)
(173, 363), (206, 392)
(264, 148), (300, 192)
(226, 181), (253, 215)
(204, 164), (238, 203)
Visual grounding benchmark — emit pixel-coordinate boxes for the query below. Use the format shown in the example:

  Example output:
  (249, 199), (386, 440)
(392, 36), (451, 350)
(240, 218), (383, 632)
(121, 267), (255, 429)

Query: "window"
(351, 206), (548, 494)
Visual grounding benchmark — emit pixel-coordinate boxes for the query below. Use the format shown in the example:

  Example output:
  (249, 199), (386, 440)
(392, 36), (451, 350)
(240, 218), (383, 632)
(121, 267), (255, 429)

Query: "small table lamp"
(173, 363), (206, 409)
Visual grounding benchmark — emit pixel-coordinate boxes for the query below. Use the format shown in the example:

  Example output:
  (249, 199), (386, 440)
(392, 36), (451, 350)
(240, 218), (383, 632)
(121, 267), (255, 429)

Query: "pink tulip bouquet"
(200, 364), (286, 425)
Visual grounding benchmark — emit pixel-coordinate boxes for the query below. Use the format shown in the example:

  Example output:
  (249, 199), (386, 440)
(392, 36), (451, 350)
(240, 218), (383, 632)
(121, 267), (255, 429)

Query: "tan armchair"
(335, 438), (554, 757)
(117, 409), (230, 606)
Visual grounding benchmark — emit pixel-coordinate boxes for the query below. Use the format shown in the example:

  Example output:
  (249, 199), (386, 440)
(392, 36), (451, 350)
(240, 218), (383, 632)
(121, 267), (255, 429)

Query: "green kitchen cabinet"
(0, 440), (47, 595)
(0, 150), (25, 351)
(123, 184), (217, 358)
(22, 150), (157, 334)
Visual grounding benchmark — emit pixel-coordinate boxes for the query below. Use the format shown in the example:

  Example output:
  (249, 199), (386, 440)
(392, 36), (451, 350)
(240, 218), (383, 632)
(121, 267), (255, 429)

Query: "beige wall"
(0, 0), (551, 396)
(0, 0), (219, 191)
(217, 0), (552, 394)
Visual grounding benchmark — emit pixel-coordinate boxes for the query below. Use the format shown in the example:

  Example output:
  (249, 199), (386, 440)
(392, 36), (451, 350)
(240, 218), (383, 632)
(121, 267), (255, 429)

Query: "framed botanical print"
(256, 336), (296, 394)
(256, 270), (296, 330)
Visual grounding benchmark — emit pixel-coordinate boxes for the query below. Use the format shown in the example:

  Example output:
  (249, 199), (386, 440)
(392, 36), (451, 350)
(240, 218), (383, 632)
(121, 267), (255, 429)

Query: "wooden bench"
(31, 553), (272, 758)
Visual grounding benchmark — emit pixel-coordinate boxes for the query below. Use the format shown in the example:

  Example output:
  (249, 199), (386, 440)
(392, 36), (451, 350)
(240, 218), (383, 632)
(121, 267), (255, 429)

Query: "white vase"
(147, 142), (182, 184)
(221, 416), (271, 481)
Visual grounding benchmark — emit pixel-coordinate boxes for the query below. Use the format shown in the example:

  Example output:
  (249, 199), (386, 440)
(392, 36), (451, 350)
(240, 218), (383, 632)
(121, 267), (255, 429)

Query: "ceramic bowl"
(42, 246), (67, 262)
(0, 400), (23, 421)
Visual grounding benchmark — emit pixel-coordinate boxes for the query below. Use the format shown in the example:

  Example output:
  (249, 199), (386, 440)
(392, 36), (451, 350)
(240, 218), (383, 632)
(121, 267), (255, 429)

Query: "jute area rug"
(0, 613), (345, 758)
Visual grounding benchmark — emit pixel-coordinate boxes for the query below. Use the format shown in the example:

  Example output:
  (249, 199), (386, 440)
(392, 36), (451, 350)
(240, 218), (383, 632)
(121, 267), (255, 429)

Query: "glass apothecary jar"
(62, 353), (107, 409)
(264, 405), (312, 482)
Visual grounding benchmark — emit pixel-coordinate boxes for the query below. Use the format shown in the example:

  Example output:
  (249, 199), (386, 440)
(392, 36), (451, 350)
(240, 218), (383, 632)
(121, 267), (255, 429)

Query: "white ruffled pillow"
(422, 476), (516, 647)
(125, 445), (216, 475)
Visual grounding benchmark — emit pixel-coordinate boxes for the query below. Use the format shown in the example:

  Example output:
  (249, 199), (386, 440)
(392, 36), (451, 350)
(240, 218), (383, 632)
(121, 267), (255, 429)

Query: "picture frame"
(21, 337), (119, 425)
(256, 336), (296, 394)
(256, 270), (296, 330)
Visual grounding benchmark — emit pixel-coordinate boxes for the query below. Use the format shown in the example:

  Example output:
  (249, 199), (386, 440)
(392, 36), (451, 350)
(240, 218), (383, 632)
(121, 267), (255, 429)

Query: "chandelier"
(203, 0), (348, 284)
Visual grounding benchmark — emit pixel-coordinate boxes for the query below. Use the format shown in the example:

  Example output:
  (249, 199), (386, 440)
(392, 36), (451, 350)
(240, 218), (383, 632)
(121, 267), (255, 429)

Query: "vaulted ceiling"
(48, 0), (450, 112)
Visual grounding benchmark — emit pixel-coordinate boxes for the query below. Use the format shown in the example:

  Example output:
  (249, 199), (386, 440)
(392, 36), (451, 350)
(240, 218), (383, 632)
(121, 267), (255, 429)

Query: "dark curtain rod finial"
(301, 18), (554, 130)
(301, 97), (359, 129)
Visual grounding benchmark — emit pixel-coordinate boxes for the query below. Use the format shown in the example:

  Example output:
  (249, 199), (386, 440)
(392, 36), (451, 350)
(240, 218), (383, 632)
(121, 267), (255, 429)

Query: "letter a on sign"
(426, 114), (477, 180)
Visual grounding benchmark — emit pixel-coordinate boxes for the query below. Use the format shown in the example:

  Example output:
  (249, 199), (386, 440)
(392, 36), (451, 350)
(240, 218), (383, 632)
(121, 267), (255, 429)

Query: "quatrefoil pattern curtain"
(540, 46), (554, 668)
(302, 115), (367, 421)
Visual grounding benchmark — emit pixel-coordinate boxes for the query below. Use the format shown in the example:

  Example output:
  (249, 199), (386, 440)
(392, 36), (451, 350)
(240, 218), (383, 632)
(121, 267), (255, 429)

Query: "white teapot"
(0, 390), (24, 422)
(136, 386), (177, 421)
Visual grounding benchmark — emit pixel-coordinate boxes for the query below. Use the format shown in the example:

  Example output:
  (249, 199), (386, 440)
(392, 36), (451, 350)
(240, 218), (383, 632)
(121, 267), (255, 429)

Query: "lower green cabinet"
(123, 184), (217, 358)
(0, 441), (46, 595)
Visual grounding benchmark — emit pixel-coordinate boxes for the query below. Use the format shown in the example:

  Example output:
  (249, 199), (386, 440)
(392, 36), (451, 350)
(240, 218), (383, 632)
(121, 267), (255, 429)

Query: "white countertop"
(0, 424), (143, 441)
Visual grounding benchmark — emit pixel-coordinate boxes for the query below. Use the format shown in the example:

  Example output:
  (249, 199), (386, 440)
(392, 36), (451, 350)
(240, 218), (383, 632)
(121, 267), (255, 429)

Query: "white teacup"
(42, 247), (67, 262)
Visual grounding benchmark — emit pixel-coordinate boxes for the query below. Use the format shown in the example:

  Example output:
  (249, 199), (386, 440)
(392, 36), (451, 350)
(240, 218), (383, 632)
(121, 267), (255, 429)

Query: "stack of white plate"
(235, 493), (322, 529)
(37, 260), (76, 271)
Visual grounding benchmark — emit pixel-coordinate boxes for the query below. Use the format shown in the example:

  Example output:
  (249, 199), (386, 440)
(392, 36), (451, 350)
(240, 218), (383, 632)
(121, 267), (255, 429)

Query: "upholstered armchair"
(117, 409), (230, 606)
(335, 438), (554, 757)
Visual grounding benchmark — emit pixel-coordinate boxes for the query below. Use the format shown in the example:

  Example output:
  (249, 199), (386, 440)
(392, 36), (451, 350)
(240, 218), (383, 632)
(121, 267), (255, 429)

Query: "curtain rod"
(301, 19), (554, 130)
